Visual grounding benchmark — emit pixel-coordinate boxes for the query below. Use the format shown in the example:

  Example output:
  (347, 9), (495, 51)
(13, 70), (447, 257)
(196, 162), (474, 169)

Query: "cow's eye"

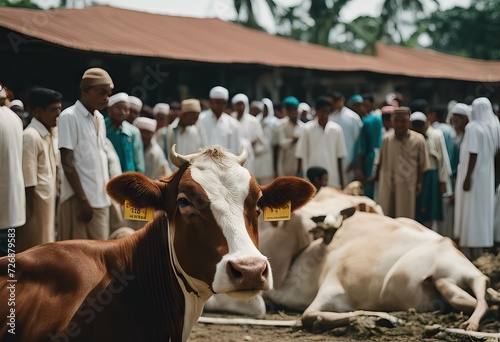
(256, 207), (262, 217)
(177, 197), (191, 208)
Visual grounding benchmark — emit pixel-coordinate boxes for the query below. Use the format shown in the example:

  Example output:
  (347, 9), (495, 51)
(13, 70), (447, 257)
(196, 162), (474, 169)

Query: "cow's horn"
(236, 146), (248, 166)
(170, 144), (197, 168)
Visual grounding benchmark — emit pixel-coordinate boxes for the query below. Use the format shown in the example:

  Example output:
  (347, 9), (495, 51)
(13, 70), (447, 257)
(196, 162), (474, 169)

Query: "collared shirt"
(21, 118), (57, 247)
(105, 118), (144, 173)
(277, 117), (304, 176)
(0, 106), (25, 228)
(424, 126), (451, 182)
(197, 109), (243, 154)
(295, 120), (347, 188)
(329, 106), (363, 176)
(58, 100), (110, 208)
(156, 118), (203, 170)
(144, 140), (172, 180)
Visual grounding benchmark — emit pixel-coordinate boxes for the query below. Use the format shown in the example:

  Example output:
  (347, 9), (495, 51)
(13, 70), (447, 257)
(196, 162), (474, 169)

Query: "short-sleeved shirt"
(196, 109), (243, 154)
(20, 118), (57, 248)
(295, 120), (347, 188)
(58, 100), (110, 208)
(105, 117), (144, 173)
(0, 106), (25, 229)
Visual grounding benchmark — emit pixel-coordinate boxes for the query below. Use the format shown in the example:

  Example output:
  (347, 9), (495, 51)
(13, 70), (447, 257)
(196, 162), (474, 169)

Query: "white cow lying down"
(204, 186), (492, 332)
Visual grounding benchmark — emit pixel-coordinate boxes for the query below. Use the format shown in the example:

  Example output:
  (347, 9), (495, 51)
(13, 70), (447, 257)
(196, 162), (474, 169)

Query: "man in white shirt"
(197, 86), (243, 154)
(296, 97), (346, 188)
(159, 98), (203, 170)
(231, 93), (263, 174)
(18, 88), (62, 252)
(0, 85), (25, 256)
(58, 68), (113, 240)
(327, 91), (363, 184)
(134, 117), (171, 180)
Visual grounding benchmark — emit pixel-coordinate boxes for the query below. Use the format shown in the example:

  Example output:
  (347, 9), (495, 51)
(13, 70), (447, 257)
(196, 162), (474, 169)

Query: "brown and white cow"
(0, 145), (315, 342)
(206, 186), (493, 332)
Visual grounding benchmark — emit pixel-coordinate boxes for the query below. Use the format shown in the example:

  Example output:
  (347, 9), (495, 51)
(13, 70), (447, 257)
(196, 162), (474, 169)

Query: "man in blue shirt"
(105, 92), (145, 173)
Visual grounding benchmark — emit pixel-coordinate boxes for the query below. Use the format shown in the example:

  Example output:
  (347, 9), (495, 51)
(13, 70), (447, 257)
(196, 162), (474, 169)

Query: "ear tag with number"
(123, 200), (155, 221)
(263, 201), (291, 221)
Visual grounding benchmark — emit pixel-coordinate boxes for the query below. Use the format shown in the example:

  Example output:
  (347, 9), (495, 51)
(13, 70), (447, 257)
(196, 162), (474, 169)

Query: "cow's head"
(107, 145), (315, 299)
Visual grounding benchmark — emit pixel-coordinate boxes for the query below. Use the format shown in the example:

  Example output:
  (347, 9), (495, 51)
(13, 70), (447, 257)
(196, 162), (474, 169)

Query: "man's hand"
(463, 176), (472, 191)
(416, 182), (422, 196)
(439, 182), (447, 196)
(78, 198), (93, 222)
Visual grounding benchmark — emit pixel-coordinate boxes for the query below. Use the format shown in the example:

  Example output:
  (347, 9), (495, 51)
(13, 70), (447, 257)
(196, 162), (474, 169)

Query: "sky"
(35, 0), (472, 33)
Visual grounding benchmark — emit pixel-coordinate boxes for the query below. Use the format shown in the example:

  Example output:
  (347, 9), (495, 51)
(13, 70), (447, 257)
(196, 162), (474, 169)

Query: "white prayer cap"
(108, 92), (129, 107)
(209, 86), (229, 100)
(232, 93), (249, 105)
(250, 100), (264, 111)
(134, 117), (157, 133)
(153, 103), (170, 117)
(10, 99), (24, 109)
(450, 103), (471, 119)
(128, 96), (143, 112)
(298, 102), (311, 114)
(410, 111), (427, 122)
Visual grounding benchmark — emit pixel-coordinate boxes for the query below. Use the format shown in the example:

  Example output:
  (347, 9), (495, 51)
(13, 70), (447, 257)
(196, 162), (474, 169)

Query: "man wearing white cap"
(153, 103), (170, 131)
(126, 95), (143, 125)
(105, 92), (145, 173)
(197, 86), (243, 155)
(231, 93), (262, 174)
(298, 102), (311, 123)
(134, 117), (171, 180)
(455, 98), (500, 259)
(58, 67), (113, 240)
(410, 111), (451, 228)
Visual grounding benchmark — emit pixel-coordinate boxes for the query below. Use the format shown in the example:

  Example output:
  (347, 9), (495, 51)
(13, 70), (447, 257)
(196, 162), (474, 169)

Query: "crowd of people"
(1, 67), (499, 261)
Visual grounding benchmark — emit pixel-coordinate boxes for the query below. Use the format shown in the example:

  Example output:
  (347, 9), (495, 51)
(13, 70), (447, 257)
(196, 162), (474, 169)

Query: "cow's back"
(320, 212), (460, 311)
(0, 240), (120, 341)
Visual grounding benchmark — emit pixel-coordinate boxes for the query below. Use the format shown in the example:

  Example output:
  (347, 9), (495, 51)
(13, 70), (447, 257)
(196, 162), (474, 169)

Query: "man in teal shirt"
(105, 92), (145, 173)
(350, 94), (382, 199)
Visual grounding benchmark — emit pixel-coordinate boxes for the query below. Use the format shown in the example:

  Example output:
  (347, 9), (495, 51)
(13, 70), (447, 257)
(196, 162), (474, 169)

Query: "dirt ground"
(189, 253), (500, 342)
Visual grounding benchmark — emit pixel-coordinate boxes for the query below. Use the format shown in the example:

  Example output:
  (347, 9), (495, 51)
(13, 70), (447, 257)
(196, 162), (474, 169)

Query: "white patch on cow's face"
(190, 156), (273, 296)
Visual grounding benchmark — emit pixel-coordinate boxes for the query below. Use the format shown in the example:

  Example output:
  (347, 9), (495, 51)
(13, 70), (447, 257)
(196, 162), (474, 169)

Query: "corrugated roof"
(0, 5), (499, 82)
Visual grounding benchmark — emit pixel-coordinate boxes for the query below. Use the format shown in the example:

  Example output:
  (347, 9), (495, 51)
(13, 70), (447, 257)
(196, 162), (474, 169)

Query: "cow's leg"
(302, 310), (400, 332)
(301, 283), (399, 332)
(434, 277), (489, 331)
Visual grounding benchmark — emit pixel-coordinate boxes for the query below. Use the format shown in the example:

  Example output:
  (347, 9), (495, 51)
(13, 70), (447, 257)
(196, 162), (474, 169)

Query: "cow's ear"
(106, 172), (165, 210)
(260, 176), (315, 212)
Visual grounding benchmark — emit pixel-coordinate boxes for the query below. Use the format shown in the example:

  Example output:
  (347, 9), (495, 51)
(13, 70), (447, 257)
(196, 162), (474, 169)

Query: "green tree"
(0, 0), (41, 9)
(378, 0), (438, 43)
(233, 0), (277, 31)
(307, 0), (352, 46)
(424, 0), (500, 60)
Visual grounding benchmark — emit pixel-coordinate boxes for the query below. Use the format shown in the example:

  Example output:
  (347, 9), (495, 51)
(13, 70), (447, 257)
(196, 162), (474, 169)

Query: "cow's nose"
(226, 257), (269, 289)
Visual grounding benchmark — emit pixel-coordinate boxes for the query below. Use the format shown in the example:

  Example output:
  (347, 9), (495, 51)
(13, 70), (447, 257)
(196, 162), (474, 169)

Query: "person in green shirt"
(105, 92), (145, 173)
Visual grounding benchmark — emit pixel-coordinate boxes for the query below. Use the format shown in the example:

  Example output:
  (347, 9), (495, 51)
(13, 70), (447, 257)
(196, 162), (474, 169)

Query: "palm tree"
(233, 0), (277, 31)
(342, 15), (382, 54)
(378, 0), (439, 43)
(307, 0), (352, 46)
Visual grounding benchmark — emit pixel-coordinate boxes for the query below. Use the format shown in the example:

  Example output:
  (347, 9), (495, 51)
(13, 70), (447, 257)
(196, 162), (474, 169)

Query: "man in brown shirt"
(370, 107), (430, 219)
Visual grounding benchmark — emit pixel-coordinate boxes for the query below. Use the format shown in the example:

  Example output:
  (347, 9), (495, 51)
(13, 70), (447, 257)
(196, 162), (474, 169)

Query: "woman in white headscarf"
(454, 97), (500, 259)
(255, 98), (280, 183)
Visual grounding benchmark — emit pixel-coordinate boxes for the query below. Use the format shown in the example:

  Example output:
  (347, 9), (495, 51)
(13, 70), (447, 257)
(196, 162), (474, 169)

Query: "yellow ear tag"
(263, 201), (291, 221)
(123, 200), (155, 221)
